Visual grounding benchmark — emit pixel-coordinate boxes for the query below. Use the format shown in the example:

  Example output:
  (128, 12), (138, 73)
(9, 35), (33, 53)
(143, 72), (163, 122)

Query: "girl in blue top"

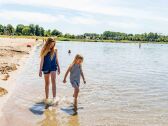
(39, 38), (60, 104)
(63, 54), (86, 111)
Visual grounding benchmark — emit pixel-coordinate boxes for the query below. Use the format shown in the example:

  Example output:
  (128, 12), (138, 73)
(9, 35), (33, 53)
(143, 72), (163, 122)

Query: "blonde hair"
(40, 38), (55, 59)
(72, 54), (84, 64)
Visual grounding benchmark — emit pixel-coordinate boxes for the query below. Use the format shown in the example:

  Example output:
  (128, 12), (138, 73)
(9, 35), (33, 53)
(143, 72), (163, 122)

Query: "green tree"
(29, 24), (35, 35)
(35, 25), (40, 36)
(6, 24), (15, 35)
(51, 29), (62, 36)
(64, 33), (75, 39)
(22, 26), (31, 35)
(44, 29), (51, 37)
(16, 24), (24, 35)
(102, 31), (113, 39)
(0, 24), (4, 35)
(147, 32), (155, 41)
(39, 27), (45, 36)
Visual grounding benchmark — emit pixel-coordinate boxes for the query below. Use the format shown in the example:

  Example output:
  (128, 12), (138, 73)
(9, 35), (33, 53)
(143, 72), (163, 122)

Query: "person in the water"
(39, 38), (60, 105)
(68, 50), (71, 54)
(63, 54), (86, 111)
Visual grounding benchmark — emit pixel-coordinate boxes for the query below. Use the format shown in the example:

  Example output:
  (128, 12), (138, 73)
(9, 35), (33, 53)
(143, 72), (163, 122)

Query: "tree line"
(60, 31), (168, 42)
(0, 24), (168, 42)
(66, 31), (168, 42)
(0, 24), (62, 37)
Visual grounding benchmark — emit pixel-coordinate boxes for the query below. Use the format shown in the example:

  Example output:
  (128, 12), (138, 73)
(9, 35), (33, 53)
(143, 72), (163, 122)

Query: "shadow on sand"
(29, 102), (47, 115)
(61, 105), (84, 116)
(29, 102), (82, 126)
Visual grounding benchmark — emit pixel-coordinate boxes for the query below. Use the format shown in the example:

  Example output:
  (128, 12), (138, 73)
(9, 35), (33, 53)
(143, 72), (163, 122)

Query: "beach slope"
(0, 37), (39, 116)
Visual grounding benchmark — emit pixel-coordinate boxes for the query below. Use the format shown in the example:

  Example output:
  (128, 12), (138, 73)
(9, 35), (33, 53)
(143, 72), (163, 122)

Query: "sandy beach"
(0, 37), (39, 116)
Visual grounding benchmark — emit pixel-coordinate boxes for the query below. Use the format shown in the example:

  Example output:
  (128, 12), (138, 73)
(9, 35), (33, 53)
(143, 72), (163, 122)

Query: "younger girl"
(63, 54), (86, 111)
(39, 38), (60, 104)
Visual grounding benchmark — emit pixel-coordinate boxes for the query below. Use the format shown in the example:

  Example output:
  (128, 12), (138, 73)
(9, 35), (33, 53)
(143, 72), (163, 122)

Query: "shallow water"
(1, 42), (168, 126)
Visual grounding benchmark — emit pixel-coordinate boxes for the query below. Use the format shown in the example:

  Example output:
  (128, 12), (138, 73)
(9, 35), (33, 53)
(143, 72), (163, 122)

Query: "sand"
(0, 37), (40, 116)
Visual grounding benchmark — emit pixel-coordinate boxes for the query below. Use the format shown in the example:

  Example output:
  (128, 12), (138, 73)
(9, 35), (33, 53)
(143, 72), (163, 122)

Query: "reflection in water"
(37, 106), (80, 126)
(68, 115), (79, 126)
(37, 108), (59, 126)
(60, 105), (81, 126)
(60, 105), (80, 126)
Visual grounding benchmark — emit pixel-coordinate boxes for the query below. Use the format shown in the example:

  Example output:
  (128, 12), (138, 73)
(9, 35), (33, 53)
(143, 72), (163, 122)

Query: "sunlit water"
(1, 42), (168, 126)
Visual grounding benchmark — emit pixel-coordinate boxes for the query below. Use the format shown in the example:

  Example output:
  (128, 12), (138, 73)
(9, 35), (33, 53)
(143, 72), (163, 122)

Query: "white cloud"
(0, 0), (168, 34)
(0, 10), (99, 25)
(108, 22), (138, 29)
(0, 10), (64, 23)
(1, 0), (168, 22)
(68, 16), (99, 25)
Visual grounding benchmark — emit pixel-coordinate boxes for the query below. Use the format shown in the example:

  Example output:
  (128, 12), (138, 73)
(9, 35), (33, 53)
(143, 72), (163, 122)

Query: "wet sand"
(0, 38), (35, 81)
(0, 37), (39, 116)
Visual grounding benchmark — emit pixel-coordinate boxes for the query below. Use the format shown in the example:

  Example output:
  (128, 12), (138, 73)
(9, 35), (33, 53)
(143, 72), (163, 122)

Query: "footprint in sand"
(1, 74), (10, 81)
(0, 87), (8, 96)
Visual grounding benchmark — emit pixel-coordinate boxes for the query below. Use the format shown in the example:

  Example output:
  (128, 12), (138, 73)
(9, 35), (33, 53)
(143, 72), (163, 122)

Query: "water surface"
(1, 42), (168, 126)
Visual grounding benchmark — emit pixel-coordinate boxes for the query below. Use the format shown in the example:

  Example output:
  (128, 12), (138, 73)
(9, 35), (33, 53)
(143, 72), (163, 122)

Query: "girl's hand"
(57, 67), (60, 75)
(63, 79), (67, 83)
(39, 70), (42, 77)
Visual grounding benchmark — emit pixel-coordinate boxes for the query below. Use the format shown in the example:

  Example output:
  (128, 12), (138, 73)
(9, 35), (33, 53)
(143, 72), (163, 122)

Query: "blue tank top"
(42, 51), (57, 71)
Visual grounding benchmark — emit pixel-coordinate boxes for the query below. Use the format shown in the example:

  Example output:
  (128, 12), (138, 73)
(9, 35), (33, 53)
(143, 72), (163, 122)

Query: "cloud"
(0, 10), (99, 26)
(0, 0), (168, 34)
(1, 0), (168, 22)
(0, 10), (64, 23)
(108, 22), (138, 29)
(68, 16), (99, 25)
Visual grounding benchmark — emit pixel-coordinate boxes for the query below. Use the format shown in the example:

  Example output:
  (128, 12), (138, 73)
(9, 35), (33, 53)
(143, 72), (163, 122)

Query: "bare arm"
(80, 65), (86, 84)
(63, 65), (72, 83)
(55, 49), (60, 74)
(39, 57), (44, 77)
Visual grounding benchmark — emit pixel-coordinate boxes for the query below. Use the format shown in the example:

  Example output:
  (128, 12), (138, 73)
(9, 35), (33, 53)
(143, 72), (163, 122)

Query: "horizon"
(0, 0), (168, 35)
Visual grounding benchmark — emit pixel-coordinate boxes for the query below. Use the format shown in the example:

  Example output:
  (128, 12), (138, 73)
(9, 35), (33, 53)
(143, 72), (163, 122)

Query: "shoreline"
(1, 35), (168, 44)
(0, 38), (41, 117)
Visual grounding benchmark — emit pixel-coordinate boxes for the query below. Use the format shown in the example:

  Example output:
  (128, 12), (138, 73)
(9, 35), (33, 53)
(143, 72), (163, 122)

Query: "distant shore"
(58, 37), (168, 44)
(1, 35), (168, 44)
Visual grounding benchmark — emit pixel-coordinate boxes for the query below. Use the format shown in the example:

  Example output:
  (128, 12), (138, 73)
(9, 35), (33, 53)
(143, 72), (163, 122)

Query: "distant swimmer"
(139, 42), (141, 48)
(68, 50), (71, 54)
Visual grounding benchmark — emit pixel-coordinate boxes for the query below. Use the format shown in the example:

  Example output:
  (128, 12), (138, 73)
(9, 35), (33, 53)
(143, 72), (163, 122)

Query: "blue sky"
(0, 0), (168, 34)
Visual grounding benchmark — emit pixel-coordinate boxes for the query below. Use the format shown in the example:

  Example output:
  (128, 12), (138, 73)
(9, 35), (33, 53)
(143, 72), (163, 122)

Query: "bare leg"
(73, 87), (79, 111)
(51, 71), (56, 98)
(44, 74), (50, 99)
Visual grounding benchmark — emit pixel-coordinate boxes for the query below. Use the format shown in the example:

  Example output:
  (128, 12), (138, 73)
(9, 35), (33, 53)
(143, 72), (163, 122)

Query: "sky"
(0, 0), (168, 34)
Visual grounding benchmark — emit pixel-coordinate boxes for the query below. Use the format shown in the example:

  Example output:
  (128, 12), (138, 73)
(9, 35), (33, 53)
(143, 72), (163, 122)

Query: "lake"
(1, 42), (168, 126)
